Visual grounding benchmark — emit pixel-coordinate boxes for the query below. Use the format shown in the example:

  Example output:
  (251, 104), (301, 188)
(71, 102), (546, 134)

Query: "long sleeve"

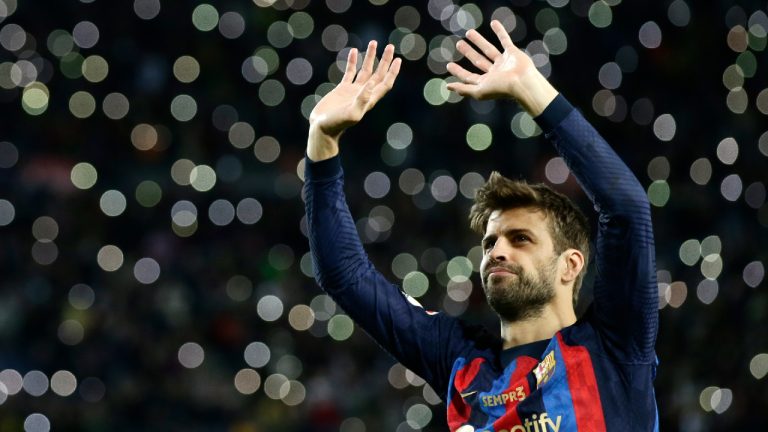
(303, 155), (466, 394)
(536, 95), (658, 364)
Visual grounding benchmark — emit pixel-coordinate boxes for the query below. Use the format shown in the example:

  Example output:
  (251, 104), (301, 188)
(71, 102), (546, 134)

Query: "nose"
(488, 237), (511, 262)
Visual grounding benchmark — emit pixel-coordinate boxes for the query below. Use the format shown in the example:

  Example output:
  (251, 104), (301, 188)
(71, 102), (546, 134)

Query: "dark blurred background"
(0, 0), (766, 431)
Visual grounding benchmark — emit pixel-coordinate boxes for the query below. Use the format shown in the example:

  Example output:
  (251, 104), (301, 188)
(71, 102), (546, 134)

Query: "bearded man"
(303, 20), (659, 431)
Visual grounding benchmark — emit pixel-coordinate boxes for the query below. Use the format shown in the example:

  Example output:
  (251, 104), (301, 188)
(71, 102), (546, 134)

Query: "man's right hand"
(307, 41), (402, 162)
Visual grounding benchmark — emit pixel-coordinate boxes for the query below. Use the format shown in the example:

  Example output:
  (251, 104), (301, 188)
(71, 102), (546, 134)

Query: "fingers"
(355, 40), (378, 83)
(383, 57), (402, 89)
(455, 40), (493, 72)
(446, 61), (481, 99)
(373, 43), (395, 81)
(341, 48), (358, 83)
(346, 41), (402, 113)
(446, 62), (482, 85)
(366, 58), (402, 111)
(355, 42), (400, 87)
(465, 28), (502, 61)
(490, 19), (515, 52)
(445, 82), (475, 98)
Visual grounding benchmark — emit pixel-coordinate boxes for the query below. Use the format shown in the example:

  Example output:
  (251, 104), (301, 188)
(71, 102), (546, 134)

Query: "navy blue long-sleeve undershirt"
(304, 95), (659, 431)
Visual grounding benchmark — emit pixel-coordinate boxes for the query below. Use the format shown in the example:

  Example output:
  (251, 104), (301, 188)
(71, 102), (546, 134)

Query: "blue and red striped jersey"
(304, 95), (659, 431)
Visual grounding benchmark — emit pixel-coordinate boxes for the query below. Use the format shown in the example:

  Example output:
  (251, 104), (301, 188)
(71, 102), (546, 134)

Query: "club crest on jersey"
(534, 351), (556, 387)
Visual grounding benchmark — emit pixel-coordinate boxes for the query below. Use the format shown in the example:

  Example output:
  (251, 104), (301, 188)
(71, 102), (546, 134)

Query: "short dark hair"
(469, 171), (590, 306)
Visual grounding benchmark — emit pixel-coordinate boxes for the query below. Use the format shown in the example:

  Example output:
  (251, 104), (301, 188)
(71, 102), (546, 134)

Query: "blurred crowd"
(0, 0), (766, 431)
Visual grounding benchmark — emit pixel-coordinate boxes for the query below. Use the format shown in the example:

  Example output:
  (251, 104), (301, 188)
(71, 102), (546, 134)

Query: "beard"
(481, 258), (557, 322)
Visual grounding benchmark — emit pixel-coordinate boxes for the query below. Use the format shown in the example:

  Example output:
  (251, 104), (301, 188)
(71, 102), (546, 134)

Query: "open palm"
(446, 20), (537, 100)
(310, 41), (402, 138)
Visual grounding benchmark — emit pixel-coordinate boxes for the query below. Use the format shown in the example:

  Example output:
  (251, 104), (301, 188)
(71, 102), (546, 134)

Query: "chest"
(447, 341), (608, 432)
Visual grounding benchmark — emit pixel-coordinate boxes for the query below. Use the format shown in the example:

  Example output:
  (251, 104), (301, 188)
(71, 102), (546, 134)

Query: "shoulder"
(561, 311), (657, 369)
(558, 311), (608, 357)
(443, 319), (502, 365)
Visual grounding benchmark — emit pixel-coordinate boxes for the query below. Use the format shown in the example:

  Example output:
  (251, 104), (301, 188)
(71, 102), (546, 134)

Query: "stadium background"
(0, 0), (766, 430)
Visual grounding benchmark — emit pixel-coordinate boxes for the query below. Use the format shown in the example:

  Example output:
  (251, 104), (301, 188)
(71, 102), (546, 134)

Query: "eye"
(512, 234), (530, 243)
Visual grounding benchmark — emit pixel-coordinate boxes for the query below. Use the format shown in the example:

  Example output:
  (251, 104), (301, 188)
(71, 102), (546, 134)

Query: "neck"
(499, 301), (576, 349)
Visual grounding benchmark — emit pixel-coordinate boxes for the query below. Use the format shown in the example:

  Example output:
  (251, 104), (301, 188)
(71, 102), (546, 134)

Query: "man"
(304, 20), (658, 431)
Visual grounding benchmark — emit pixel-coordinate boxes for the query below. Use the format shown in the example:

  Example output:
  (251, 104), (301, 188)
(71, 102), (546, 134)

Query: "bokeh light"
(69, 283), (95, 310)
(192, 4), (219, 32)
(79, 377), (106, 402)
(668, 0), (691, 27)
(21, 82), (49, 115)
(69, 91), (96, 118)
(170, 94), (197, 121)
(103, 92), (130, 119)
(690, 158), (713, 185)
(209, 199), (235, 226)
(178, 342), (205, 368)
(403, 271), (429, 297)
(639, 21), (662, 48)
(173, 56), (200, 83)
(234, 369), (261, 395)
(50, 370), (77, 397)
(134, 0), (161, 20)
(466, 123), (492, 151)
(0, 370), (23, 396)
(0, 141), (19, 168)
(236, 198), (263, 224)
(190, 164), (216, 192)
(327, 314), (354, 341)
(257, 295), (284, 322)
(219, 11), (246, 39)
(100, 190), (127, 217)
(135, 181), (162, 207)
(23, 371), (49, 397)
(545, 157), (570, 184)
(24, 414), (50, 432)
(58, 319), (84, 346)
(97, 245), (124, 272)
(81, 55), (108, 82)
(288, 304), (315, 331)
(588, 2), (612, 28)
(653, 114), (676, 141)
(134, 258), (161, 284)
(244, 342), (270, 368)
(72, 21), (99, 49)
(743, 261), (764, 288)
(750, 354), (768, 379)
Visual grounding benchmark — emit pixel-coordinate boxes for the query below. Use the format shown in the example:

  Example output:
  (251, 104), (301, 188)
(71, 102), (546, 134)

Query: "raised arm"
(304, 43), (463, 393)
(447, 21), (658, 363)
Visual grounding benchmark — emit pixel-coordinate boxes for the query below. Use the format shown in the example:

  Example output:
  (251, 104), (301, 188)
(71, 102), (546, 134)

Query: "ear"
(559, 249), (585, 285)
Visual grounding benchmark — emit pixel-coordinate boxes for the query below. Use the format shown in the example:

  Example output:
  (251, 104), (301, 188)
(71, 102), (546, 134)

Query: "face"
(479, 207), (559, 322)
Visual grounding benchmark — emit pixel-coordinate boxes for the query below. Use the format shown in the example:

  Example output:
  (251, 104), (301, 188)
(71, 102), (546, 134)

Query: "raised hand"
(446, 20), (557, 116)
(307, 41), (402, 161)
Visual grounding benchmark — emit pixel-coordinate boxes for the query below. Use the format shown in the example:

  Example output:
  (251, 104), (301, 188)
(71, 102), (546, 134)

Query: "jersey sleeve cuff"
(304, 154), (343, 182)
(534, 94), (575, 134)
